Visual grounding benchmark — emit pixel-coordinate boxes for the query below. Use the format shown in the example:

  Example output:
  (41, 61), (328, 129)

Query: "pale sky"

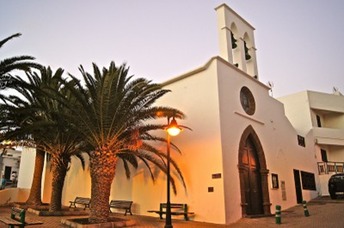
(1, 0), (344, 97)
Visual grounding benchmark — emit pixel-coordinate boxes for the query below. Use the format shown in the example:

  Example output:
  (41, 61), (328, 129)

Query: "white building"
(278, 90), (344, 197)
(6, 3), (326, 226)
(0, 148), (21, 183)
(40, 4), (320, 225)
(0, 147), (36, 205)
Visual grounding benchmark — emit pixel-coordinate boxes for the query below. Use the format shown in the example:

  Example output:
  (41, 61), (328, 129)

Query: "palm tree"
(0, 33), (41, 81)
(32, 73), (89, 211)
(26, 149), (45, 206)
(0, 67), (88, 210)
(0, 32), (42, 205)
(0, 88), (45, 207)
(58, 61), (186, 223)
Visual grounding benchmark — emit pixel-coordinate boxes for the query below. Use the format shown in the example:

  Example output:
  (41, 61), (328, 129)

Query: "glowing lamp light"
(165, 116), (182, 228)
(167, 118), (181, 136)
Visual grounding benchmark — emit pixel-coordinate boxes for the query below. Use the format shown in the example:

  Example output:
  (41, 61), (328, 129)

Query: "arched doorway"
(238, 125), (271, 216)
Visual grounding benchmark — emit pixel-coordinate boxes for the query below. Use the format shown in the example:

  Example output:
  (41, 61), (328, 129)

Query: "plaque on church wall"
(281, 181), (287, 201)
(271, 173), (279, 189)
(212, 173), (222, 179)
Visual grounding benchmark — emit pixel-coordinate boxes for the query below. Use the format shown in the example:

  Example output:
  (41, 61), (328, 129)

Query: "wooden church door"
(241, 139), (264, 215)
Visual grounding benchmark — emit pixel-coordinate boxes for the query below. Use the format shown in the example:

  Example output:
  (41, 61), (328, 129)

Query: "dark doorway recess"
(293, 169), (303, 204)
(4, 166), (12, 180)
(238, 125), (271, 217)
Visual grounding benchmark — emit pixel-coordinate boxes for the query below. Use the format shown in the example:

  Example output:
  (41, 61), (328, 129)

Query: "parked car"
(328, 173), (344, 199)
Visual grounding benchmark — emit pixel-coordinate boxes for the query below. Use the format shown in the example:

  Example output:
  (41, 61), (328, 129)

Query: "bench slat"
(109, 200), (133, 216)
(0, 217), (23, 225)
(69, 197), (91, 210)
(148, 203), (194, 221)
(10, 207), (26, 225)
(147, 210), (194, 215)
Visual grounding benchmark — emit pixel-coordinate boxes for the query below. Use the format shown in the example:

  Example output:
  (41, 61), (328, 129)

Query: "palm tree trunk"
(89, 149), (117, 223)
(26, 149), (45, 206)
(49, 155), (68, 212)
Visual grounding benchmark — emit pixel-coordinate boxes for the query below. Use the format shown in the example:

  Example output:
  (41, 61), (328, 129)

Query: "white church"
(2, 3), (344, 226)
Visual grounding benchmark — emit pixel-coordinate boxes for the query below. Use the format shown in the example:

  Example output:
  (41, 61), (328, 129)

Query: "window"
(297, 135), (305, 147)
(240, 86), (255, 115)
(321, 149), (328, 162)
(316, 115), (322, 127)
(301, 171), (316, 190)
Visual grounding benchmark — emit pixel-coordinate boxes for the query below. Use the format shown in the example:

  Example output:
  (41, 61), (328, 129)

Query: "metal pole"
(275, 205), (281, 224)
(165, 118), (172, 228)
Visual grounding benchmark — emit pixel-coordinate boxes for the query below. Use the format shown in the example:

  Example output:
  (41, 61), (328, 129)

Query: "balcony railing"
(318, 161), (344, 175)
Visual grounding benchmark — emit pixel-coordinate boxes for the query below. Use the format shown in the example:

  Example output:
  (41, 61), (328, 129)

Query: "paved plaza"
(1, 196), (344, 227)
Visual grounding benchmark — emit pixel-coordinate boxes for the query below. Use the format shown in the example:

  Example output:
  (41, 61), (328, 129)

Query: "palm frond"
(0, 33), (21, 48)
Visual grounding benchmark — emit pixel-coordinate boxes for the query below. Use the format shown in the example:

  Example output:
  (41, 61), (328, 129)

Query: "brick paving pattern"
(1, 197), (344, 227)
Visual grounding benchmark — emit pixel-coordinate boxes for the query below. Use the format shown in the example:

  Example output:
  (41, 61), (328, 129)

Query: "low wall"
(319, 174), (331, 196)
(0, 188), (30, 205)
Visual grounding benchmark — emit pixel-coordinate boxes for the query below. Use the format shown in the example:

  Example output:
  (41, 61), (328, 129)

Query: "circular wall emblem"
(240, 86), (255, 115)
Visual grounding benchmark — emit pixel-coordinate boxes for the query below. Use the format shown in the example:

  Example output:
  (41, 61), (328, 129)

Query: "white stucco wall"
(215, 58), (319, 224)
(278, 91), (313, 135)
(44, 56), (320, 225)
(308, 91), (344, 113)
(325, 145), (344, 162)
(42, 58), (224, 223)
(319, 174), (331, 196)
(280, 91), (344, 133)
(308, 91), (344, 130)
(154, 59), (226, 223)
(278, 90), (344, 198)
(17, 147), (36, 189)
(215, 4), (258, 78)
(48, 57), (227, 224)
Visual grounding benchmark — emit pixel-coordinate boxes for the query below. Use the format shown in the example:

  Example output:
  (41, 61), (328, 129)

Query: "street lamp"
(165, 117), (181, 228)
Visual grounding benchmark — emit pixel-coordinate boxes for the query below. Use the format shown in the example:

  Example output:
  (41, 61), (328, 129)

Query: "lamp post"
(165, 117), (181, 228)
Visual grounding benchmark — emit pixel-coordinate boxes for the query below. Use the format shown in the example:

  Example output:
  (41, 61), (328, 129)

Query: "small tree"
(57, 62), (186, 223)
(0, 67), (88, 210)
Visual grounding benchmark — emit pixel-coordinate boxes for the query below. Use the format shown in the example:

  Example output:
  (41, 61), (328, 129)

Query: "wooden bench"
(0, 207), (26, 228)
(148, 203), (194, 221)
(0, 207), (43, 228)
(109, 200), (133, 215)
(69, 197), (91, 210)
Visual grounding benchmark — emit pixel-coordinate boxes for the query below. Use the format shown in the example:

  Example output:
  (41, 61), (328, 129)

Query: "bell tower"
(215, 4), (259, 79)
